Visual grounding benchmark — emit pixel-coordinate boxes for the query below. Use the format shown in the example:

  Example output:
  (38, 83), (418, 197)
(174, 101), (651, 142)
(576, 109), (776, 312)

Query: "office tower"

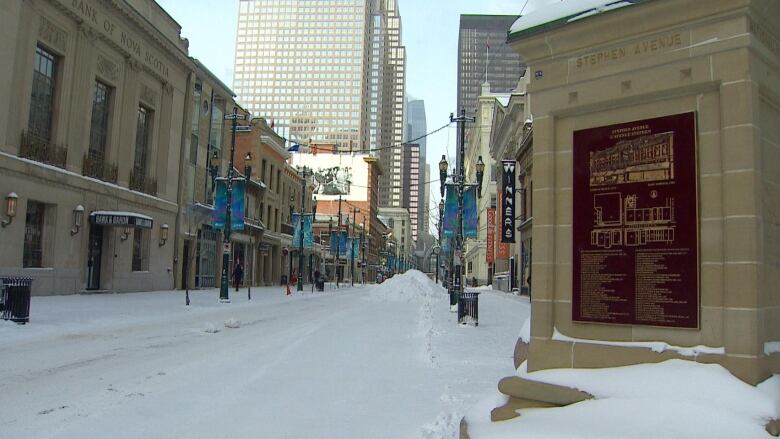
(377, 0), (406, 208)
(457, 15), (525, 119)
(406, 98), (427, 234)
(234, 0), (405, 200)
(401, 143), (420, 241)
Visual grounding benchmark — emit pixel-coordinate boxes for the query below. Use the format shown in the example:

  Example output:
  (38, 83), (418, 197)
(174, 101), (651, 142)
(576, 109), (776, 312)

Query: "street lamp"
(244, 151), (252, 301)
(209, 151), (219, 181)
(218, 106), (247, 303)
(244, 151), (252, 180)
(1, 192), (18, 228)
(296, 167), (312, 292)
(289, 195), (294, 287)
(437, 198), (444, 284)
(446, 109), (476, 310)
(70, 204), (84, 236)
(439, 155), (448, 197)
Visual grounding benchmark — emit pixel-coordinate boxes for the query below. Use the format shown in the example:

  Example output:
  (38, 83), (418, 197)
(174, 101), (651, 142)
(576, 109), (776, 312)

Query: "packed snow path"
(0, 272), (529, 438)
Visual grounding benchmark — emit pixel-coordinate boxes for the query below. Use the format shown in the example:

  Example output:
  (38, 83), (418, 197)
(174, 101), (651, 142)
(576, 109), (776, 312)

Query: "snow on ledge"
(553, 327), (725, 357)
(509, 0), (642, 37)
(765, 342), (780, 355)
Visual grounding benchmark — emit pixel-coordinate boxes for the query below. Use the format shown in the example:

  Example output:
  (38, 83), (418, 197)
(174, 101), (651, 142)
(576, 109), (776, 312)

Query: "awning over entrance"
(90, 211), (153, 229)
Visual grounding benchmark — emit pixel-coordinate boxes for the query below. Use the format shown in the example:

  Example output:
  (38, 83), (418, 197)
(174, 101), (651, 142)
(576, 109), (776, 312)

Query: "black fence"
(457, 292), (479, 326)
(1, 277), (33, 324)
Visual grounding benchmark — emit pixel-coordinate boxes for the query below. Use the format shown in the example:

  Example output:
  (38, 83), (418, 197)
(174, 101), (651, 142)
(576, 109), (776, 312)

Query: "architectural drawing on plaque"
(589, 132), (675, 187)
(591, 192), (675, 249)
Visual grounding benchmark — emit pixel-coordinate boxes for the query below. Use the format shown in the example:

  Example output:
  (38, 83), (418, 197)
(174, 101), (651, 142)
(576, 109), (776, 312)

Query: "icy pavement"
(0, 271), (529, 438)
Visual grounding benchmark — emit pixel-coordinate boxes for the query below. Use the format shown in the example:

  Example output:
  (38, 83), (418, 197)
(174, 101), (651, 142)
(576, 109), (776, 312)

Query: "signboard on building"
(289, 154), (370, 202)
(486, 208), (496, 264)
(572, 112), (698, 328)
(501, 160), (516, 243)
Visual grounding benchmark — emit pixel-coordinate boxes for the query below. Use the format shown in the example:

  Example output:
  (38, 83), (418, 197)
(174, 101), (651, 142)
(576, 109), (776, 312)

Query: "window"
(28, 45), (59, 141)
(132, 229), (149, 271)
(190, 83), (202, 165)
(209, 103), (224, 150)
(89, 80), (111, 161)
(134, 106), (152, 173)
(23, 201), (45, 268)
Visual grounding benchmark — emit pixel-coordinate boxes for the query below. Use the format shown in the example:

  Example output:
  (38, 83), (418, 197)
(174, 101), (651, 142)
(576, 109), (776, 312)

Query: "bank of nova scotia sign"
(501, 160), (516, 243)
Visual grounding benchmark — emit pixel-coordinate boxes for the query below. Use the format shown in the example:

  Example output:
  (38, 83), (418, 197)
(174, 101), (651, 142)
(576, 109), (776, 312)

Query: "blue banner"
(443, 184), (458, 237)
(464, 185), (478, 238)
(213, 179), (246, 231)
(352, 238), (361, 258)
(329, 232), (338, 255)
(338, 230), (348, 256)
(292, 214), (314, 249)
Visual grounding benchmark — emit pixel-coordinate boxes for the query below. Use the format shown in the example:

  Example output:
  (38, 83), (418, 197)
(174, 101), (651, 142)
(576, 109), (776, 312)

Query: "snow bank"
(469, 360), (777, 438)
(368, 270), (444, 303)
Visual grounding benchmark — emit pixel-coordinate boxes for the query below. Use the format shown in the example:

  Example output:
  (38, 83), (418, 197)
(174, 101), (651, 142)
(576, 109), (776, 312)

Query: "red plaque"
(572, 112), (699, 328)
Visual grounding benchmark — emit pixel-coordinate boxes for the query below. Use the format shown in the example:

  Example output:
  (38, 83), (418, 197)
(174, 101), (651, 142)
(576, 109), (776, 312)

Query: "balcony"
(129, 168), (157, 196)
(82, 152), (118, 184)
(194, 166), (207, 203)
(20, 131), (67, 169)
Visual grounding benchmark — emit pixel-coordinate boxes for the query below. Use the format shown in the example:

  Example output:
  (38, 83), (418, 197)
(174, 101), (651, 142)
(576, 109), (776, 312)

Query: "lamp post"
(296, 166), (312, 292)
(218, 107), (246, 303)
(445, 109), (477, 309)
(350, 207), (359, 286)
(244, 151), (252, 301)
(310, 196), (317, 293)
(439, 155), (448, 198)
(436, 198), (444, 284)
(328, 217), (334, 288)
(288, 196), (294, 288)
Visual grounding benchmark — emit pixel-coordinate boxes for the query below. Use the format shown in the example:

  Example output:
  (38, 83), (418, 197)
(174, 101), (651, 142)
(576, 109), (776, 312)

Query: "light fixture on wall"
(159, 223), (169, 246)
(120, 226), (131, 241)
(1, 192), (18, 228)
(70, 205), (85, 235)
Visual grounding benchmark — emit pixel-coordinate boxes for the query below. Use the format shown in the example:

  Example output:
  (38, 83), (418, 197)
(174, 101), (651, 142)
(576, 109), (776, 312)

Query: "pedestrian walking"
(232, 257), (244, 292)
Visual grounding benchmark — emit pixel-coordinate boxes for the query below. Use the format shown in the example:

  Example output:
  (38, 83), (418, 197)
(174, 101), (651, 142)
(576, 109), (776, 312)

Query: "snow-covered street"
(0, 271), (529, 438)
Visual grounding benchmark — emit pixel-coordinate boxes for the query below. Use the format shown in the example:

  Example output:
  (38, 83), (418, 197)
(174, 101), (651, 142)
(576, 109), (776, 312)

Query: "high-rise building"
(401, 143), (420, 241)
(377, 0), (406, 208)
(234, 0), (404, 206)
(406, 98), (427, 234)
(457, 15), (525, 120)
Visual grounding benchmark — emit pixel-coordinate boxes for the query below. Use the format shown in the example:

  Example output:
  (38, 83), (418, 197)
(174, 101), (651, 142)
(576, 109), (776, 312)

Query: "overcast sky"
(157, 0), (537, 231)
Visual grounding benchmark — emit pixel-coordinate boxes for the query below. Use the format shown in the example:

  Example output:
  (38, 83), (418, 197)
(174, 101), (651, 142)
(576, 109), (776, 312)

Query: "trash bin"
(2, 277), (33, 324)
(458, 292), (479, 326)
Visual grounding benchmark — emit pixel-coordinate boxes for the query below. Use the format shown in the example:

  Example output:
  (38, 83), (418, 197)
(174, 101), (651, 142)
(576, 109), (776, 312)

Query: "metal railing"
(82, 152), (118, 184)
(129, 168), (157, 195)
(20, 131), (67, 168)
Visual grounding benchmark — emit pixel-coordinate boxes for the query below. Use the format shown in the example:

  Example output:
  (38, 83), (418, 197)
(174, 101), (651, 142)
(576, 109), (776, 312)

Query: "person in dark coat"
(232, 257), (244, 292)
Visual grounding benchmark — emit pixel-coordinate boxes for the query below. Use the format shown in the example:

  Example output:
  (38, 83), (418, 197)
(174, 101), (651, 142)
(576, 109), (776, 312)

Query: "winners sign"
(501, 160), (516, 243)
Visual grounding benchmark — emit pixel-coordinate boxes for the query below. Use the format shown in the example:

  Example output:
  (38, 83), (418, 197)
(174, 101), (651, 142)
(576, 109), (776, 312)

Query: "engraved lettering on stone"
(96, 55), (118, 81)
(39, 16), (68, 51)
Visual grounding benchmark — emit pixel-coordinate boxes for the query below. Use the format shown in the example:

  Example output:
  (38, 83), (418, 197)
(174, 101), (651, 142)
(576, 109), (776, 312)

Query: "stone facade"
(0, 0), (192, 294)
(508, 0), (779, 385)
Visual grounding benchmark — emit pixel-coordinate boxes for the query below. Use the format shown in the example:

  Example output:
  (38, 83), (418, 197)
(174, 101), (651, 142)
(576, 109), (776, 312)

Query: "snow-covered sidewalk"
(0, 271), (529, 438)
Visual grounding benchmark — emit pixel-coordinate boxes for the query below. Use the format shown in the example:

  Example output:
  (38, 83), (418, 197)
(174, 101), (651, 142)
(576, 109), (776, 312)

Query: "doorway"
(87, 225), (103, 290)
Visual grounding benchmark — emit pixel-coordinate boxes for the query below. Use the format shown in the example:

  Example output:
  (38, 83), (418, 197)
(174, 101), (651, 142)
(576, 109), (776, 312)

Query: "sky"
(156, 0), (529, 231)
